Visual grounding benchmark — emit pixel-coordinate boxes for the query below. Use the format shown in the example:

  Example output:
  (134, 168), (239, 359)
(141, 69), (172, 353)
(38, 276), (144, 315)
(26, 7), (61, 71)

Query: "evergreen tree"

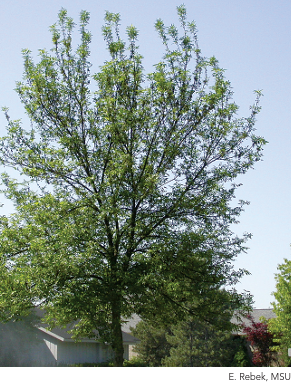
(131, 321), (172, 366)
(162, 317), (241, 367)
(132, 299), (251, 367)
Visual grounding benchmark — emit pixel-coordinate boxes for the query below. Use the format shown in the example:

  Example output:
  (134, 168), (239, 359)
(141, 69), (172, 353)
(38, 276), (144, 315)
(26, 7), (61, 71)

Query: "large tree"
(0, 6), (265, 366)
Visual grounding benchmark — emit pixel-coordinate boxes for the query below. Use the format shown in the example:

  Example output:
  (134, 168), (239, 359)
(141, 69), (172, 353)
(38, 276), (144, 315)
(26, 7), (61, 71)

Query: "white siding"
(128, 344), (138, 360)
(44, 338), (58, 361)
(100, 344), (114, 362)
(99, 344), (130, 362)
(123, 345), (129, 360)
(58, 341), (100, 365)
(39, 339), (130, 365)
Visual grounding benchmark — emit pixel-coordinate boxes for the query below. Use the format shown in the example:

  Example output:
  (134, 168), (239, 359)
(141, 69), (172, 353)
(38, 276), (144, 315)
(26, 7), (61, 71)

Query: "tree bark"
(111, 301), (124, 366)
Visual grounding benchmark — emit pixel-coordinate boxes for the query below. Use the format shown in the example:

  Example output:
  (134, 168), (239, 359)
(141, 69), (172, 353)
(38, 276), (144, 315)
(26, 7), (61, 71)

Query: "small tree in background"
(131, 321), (172, 366)
(243, 315), (276, 366)
(132, 294), (252, 367)
(268, 258), (291, 366)
(162, 317), (243, 367)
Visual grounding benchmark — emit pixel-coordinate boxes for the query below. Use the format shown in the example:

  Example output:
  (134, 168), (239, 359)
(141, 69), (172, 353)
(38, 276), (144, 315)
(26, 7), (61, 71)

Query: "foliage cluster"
(268, 258), (291, 366)
(242, 315), (276, 367)
(230, 337), (251, 367)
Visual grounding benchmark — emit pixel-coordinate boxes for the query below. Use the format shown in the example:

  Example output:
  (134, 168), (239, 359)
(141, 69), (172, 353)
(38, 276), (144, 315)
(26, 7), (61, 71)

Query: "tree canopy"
(0, 5), (266, 366)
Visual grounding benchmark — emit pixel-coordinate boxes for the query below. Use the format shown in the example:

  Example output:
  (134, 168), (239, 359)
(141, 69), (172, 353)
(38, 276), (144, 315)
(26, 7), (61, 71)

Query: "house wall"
(99, 343), (130, 362)
(128, 344), (138, 360)
(123, 344), (129, 360)
(44, 338), (58, 361)
(0, 322), (56, 366)
(41, 338), (130, 365)
(1, 319), (133, 366)
(57, 341), (100, 365)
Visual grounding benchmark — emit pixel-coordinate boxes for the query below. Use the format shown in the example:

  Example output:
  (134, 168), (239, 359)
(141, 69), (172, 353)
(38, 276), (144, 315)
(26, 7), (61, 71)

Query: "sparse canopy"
(0, 6), (266, 366)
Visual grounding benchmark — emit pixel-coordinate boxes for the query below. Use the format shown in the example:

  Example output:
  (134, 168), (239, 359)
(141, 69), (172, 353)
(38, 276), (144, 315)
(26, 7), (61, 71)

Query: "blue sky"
(0, 0), (290, 309)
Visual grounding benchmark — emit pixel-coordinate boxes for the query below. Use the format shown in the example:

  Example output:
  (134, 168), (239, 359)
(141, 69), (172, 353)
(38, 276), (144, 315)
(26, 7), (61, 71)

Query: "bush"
(123, 357), (148, 367)
(243, 315), (275, 366)
(231, 337), (252, 367)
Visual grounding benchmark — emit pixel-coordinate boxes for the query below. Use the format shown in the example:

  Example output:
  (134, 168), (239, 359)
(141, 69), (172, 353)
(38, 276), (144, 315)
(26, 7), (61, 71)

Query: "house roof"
(37, 326), (139, 344)
(231, 308), (276, 335)
(33, 308), (140, 344)
(122, 314), (141, 333)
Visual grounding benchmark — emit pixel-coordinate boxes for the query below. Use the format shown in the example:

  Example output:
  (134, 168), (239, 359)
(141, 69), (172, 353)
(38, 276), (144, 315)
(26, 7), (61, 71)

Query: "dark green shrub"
(123, 357), (148, 367)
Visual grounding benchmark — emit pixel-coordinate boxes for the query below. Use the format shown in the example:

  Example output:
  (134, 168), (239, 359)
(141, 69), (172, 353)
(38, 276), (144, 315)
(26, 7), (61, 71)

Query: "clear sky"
(0, 0), (290, 309)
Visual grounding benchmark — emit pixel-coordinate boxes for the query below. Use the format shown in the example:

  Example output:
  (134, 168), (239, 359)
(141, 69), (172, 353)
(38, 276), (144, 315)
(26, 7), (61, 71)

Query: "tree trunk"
(111, 302), (124, 366)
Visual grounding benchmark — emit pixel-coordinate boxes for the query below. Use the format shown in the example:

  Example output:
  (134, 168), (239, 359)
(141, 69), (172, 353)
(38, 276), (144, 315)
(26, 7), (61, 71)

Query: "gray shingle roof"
(33, 308), (140, 344)
(122, 314), (141, 333)
(32, 308), (275, 340)
(231, 308), (276, 335)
